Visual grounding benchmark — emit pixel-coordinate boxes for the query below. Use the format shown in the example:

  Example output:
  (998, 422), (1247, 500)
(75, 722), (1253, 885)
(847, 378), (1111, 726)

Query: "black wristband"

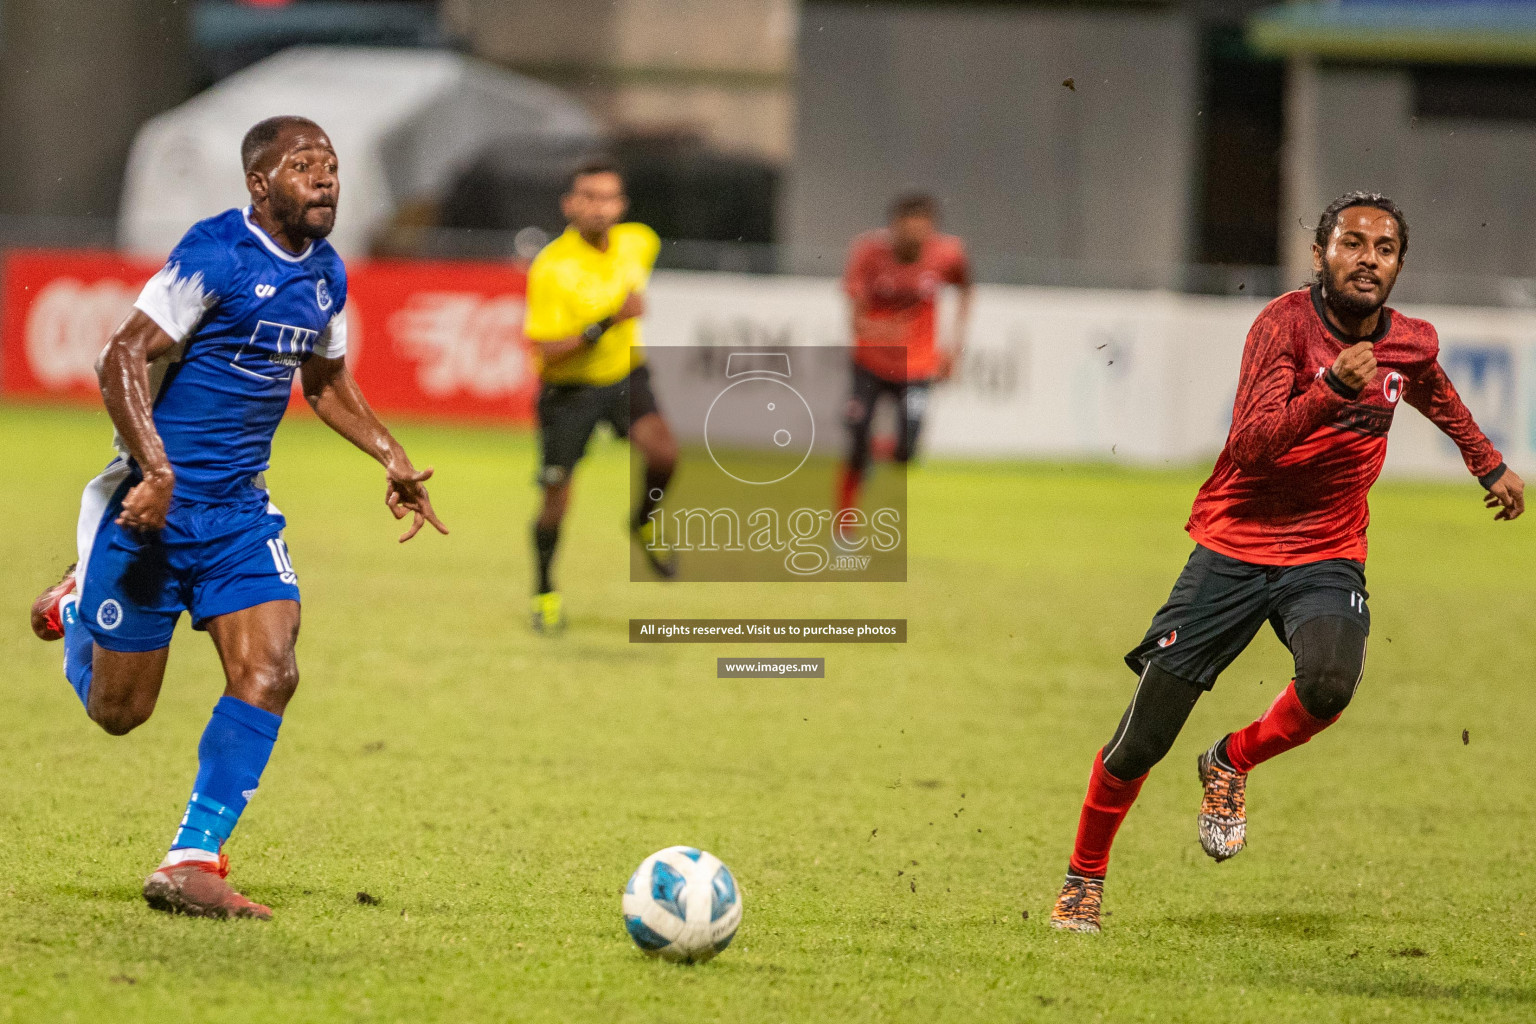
(1478, 462), (1508, 489)
(581, 316), (616, 345)
(1322, 368), (1361, 400)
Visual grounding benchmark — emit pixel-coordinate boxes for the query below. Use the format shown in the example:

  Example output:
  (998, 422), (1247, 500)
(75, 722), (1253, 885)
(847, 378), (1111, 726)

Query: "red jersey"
(844, 230), (970, 382)
(1188, 286), (1503, 565)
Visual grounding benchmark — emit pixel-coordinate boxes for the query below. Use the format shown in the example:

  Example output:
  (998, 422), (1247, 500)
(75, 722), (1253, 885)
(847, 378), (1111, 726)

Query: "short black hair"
(890, 192), (938, 221)
(1315, 191), (1409, 257)
(241, 115), (321, 173)
(570, 156), (624, 190)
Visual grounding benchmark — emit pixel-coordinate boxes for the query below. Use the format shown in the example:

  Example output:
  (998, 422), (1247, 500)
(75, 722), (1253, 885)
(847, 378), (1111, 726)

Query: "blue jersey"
(131, 207), (348, 503)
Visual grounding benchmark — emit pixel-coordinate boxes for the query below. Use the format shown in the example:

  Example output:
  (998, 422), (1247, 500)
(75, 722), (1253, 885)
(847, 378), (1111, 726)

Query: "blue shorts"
(75, 460), (301, 653)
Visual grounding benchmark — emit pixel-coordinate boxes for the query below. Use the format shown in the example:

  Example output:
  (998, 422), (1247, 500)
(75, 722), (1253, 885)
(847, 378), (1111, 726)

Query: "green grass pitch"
(1, 402), (1532, 1022)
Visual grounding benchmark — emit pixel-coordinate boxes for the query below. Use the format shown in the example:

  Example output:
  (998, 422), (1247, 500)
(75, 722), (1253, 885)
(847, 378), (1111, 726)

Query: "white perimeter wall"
(646, 270), (1536, 480)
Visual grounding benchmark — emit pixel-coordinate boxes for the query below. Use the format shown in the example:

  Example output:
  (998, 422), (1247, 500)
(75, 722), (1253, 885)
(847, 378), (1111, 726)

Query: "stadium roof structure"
(119, 46), (600, 258)
(1250, 1), (1536, 64)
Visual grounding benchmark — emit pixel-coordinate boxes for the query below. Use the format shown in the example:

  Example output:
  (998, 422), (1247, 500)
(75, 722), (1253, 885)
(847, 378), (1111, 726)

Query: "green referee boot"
(632, 520), (678, 579)
(531, 592), (564, 634)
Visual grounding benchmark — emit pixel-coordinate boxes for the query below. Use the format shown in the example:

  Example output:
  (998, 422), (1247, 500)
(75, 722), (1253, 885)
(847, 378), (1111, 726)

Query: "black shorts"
(536, 364), (660, 485)
(1125, 544), (1370, 689)
(846, 363), (933, 461)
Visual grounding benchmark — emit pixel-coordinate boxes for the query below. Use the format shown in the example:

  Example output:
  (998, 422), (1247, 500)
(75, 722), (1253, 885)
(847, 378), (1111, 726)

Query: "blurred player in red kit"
(836, 194), (972, 524)
(1049, 192), (1526, 933)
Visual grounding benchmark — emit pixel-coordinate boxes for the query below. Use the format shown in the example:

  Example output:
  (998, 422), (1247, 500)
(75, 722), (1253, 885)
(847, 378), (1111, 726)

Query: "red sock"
(1225, 679), (1339, 773)
(1067, 750), (1147, 878)
(836, 464), (861, 514)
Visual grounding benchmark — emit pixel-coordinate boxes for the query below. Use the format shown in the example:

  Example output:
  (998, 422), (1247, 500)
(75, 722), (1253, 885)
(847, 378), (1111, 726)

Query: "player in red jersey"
(836, 193), (972, 522)
(1049, 192), (1525, 933)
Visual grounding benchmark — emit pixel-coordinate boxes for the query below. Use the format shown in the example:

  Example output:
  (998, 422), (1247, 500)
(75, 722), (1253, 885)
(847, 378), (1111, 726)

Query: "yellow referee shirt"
(523, 222), (661, 386)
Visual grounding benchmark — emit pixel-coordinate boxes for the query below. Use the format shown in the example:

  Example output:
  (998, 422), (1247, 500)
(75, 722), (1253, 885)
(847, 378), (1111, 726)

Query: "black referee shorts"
(536, 364), (660, 486)
(1125, 544), (1370, 689)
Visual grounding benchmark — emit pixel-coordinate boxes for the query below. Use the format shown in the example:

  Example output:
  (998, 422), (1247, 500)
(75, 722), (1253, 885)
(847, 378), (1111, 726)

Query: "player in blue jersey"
(27, 116), (447, 920)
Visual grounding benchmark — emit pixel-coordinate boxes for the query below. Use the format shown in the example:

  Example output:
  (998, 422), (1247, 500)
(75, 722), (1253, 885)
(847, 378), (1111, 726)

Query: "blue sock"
(170, 696), (282, 853)
(61, 598), (93, 709)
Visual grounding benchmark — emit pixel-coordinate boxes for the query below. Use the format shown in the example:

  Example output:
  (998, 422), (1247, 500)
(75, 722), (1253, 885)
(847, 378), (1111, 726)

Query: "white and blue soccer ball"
(622, 846), (742, 963)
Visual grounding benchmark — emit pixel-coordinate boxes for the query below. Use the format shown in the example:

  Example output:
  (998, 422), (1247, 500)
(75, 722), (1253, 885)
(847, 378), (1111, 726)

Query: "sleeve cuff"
(1322, 368), (1361, 400)
(313, 310), (347, 359)
(1478, 462), (1508, 489)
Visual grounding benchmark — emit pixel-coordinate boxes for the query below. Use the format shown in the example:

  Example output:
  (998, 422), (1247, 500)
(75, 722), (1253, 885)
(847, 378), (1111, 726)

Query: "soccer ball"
(622, 846), (742, 963)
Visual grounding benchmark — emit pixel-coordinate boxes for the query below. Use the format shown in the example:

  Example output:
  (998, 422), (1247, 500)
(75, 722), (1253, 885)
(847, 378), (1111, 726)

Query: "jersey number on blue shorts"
(266, 537), (297, 585)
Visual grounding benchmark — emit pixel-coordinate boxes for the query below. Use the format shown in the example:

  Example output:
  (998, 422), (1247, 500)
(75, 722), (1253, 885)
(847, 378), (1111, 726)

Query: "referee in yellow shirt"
(523, 158), (679, 632)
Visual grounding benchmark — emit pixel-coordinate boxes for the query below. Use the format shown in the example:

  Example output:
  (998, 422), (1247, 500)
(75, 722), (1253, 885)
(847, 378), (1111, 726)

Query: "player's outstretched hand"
(1484, 468), (1525, 522)
(384, 462), (449, 543)
(1331, 341), (1378, 392)
(116, 468), (175, 532)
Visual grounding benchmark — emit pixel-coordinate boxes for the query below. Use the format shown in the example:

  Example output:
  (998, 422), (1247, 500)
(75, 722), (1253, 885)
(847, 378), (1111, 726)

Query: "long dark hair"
(1314, 191), (1409, 257)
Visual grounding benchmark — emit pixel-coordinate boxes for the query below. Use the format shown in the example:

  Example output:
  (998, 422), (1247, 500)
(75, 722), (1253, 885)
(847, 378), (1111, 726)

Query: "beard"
(1322, 260), (1389, 319)
(270, 187), (336, 240)
(302, 204), (337, 240)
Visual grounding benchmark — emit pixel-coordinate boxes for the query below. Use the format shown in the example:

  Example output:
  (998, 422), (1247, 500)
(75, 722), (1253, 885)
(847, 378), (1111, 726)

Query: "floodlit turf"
(1, 401), (1532, 1023)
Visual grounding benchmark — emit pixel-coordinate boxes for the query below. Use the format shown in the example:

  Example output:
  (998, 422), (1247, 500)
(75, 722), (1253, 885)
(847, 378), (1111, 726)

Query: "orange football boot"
(143, 854), (272, 920)
(30, 565), (77, 641)
(1049, 874), (1104, 934)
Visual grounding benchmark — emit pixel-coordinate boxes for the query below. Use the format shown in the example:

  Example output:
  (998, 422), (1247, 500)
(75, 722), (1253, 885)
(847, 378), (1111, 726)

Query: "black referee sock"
(632, 464), (673, 531)
(533, 522), (560, 595)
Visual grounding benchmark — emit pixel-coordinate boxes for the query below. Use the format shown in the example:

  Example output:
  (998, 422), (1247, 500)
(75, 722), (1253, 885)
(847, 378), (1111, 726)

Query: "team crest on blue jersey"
(97, 599), (123, 630)
(316, 278), (333, 311)
(1382, 371), (1403, 404)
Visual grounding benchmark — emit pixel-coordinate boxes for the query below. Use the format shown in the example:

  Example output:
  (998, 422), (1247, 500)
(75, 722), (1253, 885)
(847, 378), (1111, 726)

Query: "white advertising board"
(647, 271), (1536, 480)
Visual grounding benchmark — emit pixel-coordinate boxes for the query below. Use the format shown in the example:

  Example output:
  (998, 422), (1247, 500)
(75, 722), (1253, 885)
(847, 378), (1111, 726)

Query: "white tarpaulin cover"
(119, 46), (599, 258)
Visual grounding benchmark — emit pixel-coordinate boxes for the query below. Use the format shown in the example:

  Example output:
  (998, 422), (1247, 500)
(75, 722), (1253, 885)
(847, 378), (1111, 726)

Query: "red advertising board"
(0, 249), (536, 422)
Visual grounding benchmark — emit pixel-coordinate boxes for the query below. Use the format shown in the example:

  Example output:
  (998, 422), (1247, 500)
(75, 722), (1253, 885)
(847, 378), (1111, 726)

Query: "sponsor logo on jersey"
(1382, 370), (1404, 404)
(1157, 628), (1177, 648)
(316, 278), (333, 312)
(254, 283), (276, 298)
(97, 598), (123, 630)
(1332, 403), (1394, 437)
(231, 320), (320, 380)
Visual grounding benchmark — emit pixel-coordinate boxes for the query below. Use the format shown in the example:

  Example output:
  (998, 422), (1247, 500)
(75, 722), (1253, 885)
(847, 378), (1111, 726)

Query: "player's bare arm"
(97, 310), (180, 531)
(537, 290), (646, 367)
(938, 282), (973, 381)
(300, 355), (449, 542)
